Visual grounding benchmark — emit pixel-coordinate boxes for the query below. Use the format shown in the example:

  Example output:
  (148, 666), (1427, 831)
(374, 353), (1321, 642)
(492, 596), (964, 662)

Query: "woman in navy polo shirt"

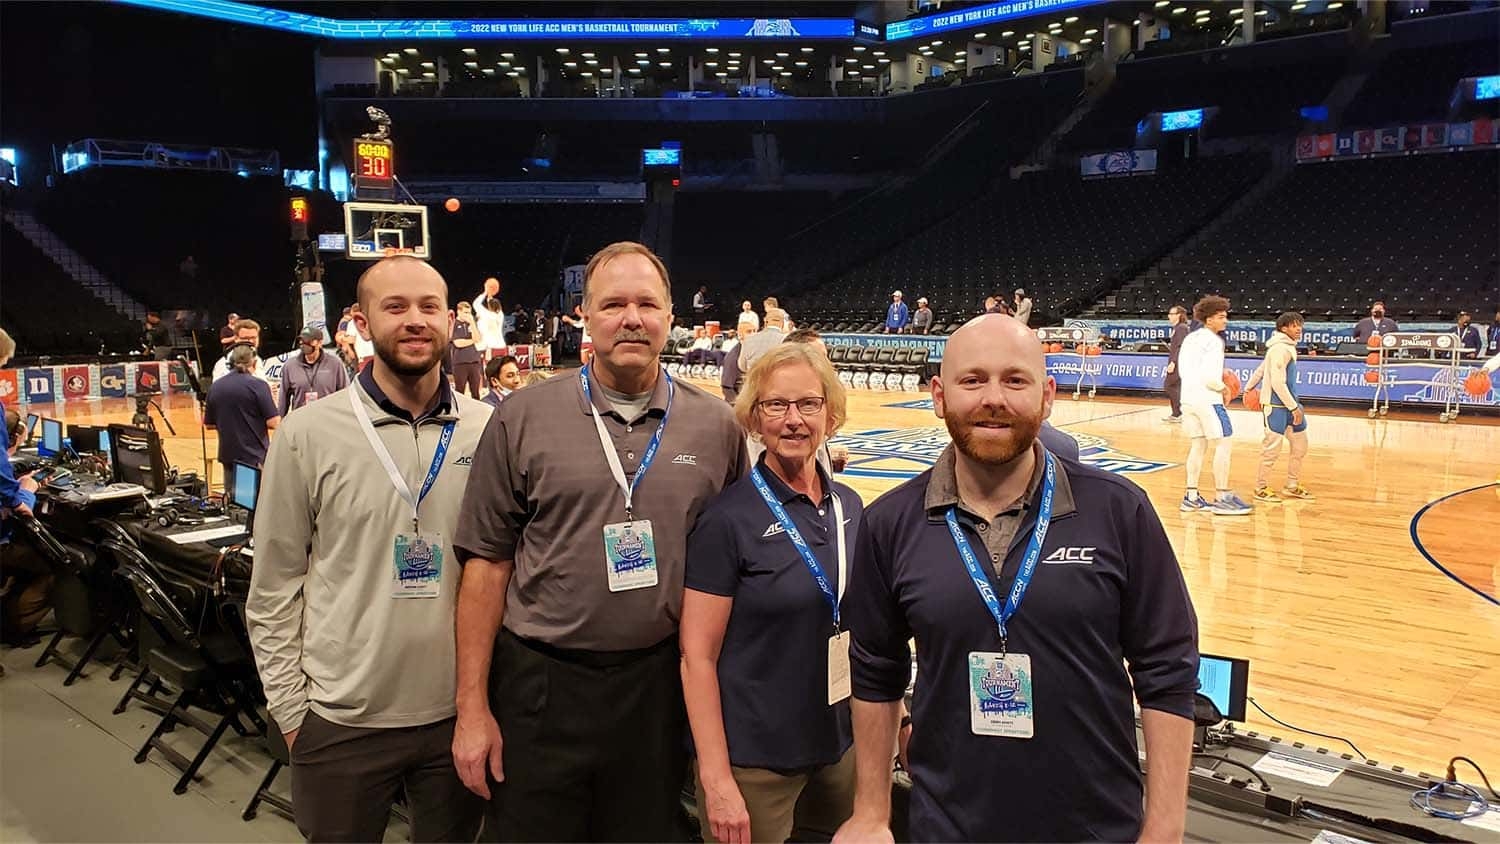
(682, 342), (863, 844)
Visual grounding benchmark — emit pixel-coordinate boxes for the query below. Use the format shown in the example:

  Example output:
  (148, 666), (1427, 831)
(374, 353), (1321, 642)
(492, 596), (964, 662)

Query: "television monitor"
(1161, 108), (1205, 132)
(39, 418), (63, 458)
(231, 462), (261, 516)
(642, 148), (681, 167)
(69, 424), (102, 454)
(98, 429), (112, 471)
(23, 413), (39, 446)
(107, 423), (168, 494)
(1197, 653), (1249, 722)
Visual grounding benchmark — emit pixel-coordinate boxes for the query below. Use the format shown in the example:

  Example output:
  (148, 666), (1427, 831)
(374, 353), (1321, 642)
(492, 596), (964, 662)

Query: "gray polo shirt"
(454, 366), (749, 651)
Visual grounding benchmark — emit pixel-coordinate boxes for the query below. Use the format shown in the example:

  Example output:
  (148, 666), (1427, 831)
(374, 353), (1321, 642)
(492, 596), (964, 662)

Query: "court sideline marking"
(1408, 483), (1500, 608)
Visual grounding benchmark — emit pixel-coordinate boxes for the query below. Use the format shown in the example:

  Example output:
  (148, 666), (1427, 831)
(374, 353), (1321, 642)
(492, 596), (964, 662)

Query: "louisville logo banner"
(134, 362), (162, 395)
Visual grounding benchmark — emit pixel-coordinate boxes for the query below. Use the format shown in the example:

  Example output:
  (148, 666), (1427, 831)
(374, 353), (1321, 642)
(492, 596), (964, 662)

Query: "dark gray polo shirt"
(455, 366), (749, 651)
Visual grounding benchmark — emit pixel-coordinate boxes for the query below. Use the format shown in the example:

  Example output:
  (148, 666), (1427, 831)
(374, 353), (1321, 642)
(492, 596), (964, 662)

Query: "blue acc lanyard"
(580, 365), (673, 520)
(348, 385), (456, 532)
(944, 452), (1056, 656)
(749, 465), (848, 630)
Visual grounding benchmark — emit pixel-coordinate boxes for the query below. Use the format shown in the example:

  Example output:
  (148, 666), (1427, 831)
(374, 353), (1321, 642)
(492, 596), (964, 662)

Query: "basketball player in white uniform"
(1177, 295), (1252, 515)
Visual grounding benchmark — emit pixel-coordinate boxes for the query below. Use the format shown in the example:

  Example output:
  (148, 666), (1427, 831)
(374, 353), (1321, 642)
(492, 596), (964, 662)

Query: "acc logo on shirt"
(452, 455), (473, 466)
(1043, 547), (1096, 565)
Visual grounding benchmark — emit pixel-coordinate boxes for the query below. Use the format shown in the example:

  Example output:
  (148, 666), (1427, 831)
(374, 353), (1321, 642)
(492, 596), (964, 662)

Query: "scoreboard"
(353, 139), (394, 197)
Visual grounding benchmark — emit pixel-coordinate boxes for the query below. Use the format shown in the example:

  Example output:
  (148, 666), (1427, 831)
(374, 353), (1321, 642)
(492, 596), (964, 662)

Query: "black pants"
(1164, 371), (1182, 417)
(290, 712), (482, 843)
(453, 361), (484, 400)
(484, 630), (688, 842)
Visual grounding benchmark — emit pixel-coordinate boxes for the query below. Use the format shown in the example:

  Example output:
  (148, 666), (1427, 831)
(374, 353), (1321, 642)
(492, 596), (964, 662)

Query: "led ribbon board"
(885, 0), (1106, 41)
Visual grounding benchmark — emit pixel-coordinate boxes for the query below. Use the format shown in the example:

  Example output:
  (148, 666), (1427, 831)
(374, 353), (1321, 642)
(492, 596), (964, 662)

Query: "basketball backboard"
(343, 201), (431, 260)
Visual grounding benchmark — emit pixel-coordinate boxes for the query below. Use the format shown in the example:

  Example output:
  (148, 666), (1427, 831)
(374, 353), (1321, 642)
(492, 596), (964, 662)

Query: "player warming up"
(1246, 312), (1314, 503)
(1178, 295), (1252, 516)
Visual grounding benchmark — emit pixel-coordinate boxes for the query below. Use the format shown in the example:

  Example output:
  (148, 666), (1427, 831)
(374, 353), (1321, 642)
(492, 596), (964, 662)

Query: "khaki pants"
(695, 748), (855, 844)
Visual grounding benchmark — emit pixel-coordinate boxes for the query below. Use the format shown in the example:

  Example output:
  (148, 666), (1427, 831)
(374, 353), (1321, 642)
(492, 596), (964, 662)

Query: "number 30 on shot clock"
(354, 139), (394, 194)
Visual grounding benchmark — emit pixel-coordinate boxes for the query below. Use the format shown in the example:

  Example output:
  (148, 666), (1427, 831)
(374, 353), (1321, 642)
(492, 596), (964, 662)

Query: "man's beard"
(945, 406), (1043, 466)
(374, 329), (445, 376)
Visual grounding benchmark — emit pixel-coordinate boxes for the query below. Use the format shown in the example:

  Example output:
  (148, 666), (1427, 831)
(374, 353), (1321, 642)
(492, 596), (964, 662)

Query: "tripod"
(131, 392), (183, 491)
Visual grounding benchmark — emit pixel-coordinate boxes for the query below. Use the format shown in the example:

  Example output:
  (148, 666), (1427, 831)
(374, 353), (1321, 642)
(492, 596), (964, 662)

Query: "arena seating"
(742, 69), (1086, 304)
(785, 152), (1269, 328)
(1062, 39), (1352, 153)
(1103, 150), (1499, 321)
(0, 221), (140, 356)
(32, 170), (300, 344)
(1342, 38), (1499, 126)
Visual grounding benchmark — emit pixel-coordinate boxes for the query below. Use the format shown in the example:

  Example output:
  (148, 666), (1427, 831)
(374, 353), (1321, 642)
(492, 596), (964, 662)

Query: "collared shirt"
(279, 350), (350, 417)
(685, 458), (863, 770)
(247, 378), (492, 733)
(885, 302), (909, 330)
(204, 371), (278, 468)
(356, 365), (454, 424)
(454, 366), (749, 651)
(737, 327), (785, 375)
(842, 442), (1199, 842)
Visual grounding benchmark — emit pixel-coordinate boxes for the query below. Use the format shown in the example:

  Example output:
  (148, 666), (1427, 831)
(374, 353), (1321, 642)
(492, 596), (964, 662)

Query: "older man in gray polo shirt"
(453, 241), (748, 842)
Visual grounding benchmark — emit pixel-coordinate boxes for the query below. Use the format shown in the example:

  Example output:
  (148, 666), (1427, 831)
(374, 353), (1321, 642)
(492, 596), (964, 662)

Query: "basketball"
(1222, 369), (1241, 401)
(1366, 352), (1380, 367)
(445, 197), (461, 213)
(1464, 371), (1492, 397)
(1075, 343), (1087, 355)
(1086, 345), (1102, 356)
(1364, 370), (1381, 383)
(1242, 387), (1262, 411)
(1366, 334), (1382, 349)
(1049, 342), (1062, 353)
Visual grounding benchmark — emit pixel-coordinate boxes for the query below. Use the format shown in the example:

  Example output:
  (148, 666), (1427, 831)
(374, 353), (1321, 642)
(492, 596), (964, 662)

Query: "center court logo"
(829, 426), (1176, 480)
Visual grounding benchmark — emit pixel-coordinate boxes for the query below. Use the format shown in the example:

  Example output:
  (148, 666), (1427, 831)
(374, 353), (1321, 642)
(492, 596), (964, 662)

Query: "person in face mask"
(1352, 301), (1399, 344)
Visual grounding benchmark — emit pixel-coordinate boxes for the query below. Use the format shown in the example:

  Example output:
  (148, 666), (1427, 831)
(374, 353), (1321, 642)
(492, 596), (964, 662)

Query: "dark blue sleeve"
(257, 380), (279, 421)
(1118, 490), (1199, 719)
(1039, 424), (1080, 462)
(843, 502), (912, 703)
(203, 385), (219, 427)
(1, 403), (36, 510)
(684, 491), (743, 598)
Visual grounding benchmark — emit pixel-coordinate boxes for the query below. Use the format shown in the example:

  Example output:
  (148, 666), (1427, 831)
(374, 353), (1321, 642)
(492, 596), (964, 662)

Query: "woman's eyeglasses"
(756, 397), (826, 418)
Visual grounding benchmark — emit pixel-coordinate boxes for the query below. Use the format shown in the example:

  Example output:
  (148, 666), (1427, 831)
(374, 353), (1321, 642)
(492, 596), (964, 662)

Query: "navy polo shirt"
(204, 371), (278, 469)
(842, 445), (1199, 842)
(685, 457), (864, 771)
(357, 365), (454, 423)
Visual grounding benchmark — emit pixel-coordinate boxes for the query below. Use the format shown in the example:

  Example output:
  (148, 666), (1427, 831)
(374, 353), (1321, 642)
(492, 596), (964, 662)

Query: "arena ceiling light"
(1290, 2), (1307, 9)
(659, 61), (673, 66)
(779, 71), (791, 76)
(462, 48), (477, 55)
(636, 59), (650, 65)
(932, 39), (944, 46)
(1065, 16), (1079, 23)
(864, 63), (876, 69)
(706, 47), (719, 53)
(556, 47), (569, 53)
(1327, 1), (1343, 7)
(801, 46), (815, 52)
(657, 47), (671, 53)
(878, 57), (891, 63)
(705, 61), (718, 67)
(386, 51), (400, 58)
(1171, 7), (1187, 14)
(1001, 30), (1015, 37)
(628, 67), (641, 73)
(974, 32), (986, 38)
(564, 61), (577, 67)
(396, 67), (410, 74)
(1080, 37), (1093, 44)
(421, 61), (435, 67)
(853, 45), (866, 51)
(582, 52), (595, 58)
(381, 56), (395, 64)
(464, 61), (478, 67)
(776, 51), (789, 56)
(498, 61), (510, 67)
(422, 71), (435, 78)
(581, 71), (593, 76)
(586, 59), (599, 65)
(506, 70), (520, 77)
(1154, 0), (1170, 6)
(1085, 28), (1099, 35)
(483, 68), (495, 75)
(715, 71), (727, 77)
(1255, 8), (1269, 14)
(873, 50), (886, 55)
(501, 52), (515, 59)
(403, 47), (418, 54)
(729, 51), (742, 57)
(602, 67), (612, 73)
(635, 52), (648, 57)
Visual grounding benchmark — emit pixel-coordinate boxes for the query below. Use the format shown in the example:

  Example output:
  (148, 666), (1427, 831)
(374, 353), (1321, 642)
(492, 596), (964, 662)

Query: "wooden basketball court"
(41, 380), (1500, 776)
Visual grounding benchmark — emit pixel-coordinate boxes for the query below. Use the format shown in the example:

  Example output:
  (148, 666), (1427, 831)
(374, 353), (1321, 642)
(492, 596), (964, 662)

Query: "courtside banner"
(821, 333), (950, 362)
(3, 362), (190, 405)
(1045, 353), (1497, 407)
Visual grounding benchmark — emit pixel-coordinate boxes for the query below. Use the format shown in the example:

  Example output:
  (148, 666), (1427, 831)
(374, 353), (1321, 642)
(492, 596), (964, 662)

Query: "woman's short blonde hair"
(734, 342), (847, 440)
